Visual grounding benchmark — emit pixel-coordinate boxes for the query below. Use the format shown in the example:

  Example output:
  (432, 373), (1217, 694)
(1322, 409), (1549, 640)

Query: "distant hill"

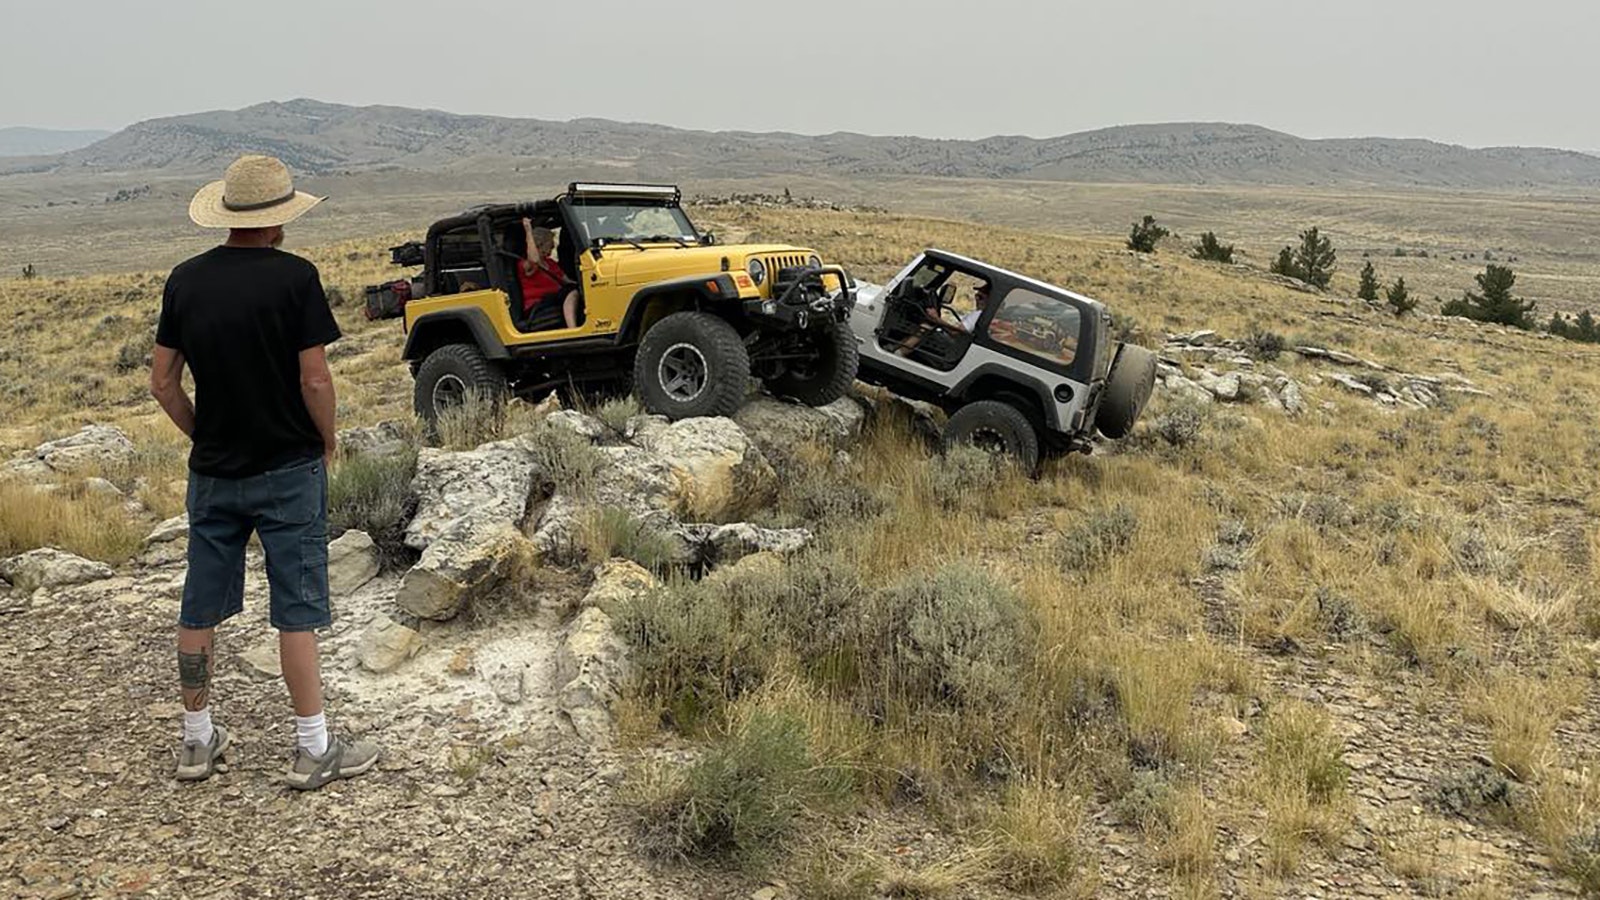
(18, 99), (1600, 190)
(0, 126), (113, 157)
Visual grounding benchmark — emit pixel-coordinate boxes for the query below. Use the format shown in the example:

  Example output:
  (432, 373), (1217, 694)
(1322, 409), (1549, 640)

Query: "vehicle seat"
(444, 267), (489, 293)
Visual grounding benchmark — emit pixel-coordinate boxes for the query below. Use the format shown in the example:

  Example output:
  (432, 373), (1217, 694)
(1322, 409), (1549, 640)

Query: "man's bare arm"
(150, 344), (196, 437)
(299, 345), (337, 463)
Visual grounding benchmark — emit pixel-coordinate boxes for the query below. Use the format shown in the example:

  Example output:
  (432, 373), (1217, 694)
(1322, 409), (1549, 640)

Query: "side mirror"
(701, 231), (718, 246)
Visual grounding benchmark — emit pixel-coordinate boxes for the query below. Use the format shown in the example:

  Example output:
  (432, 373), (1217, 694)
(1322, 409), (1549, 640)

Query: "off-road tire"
(633, 312), (750, 420)
(1096, 343), (1157, 439)
(413, 343), (508, 428)
(761, 316), (859, 407)
(943, 400), (1041, 473)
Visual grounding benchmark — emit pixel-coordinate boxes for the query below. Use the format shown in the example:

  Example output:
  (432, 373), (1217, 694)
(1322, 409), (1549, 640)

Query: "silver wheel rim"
(657, 343), (709, 402)
(432, 373), (468, 411)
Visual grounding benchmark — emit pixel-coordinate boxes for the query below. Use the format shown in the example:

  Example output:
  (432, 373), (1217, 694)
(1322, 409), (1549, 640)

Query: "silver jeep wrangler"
(848, 249), (1157, 470)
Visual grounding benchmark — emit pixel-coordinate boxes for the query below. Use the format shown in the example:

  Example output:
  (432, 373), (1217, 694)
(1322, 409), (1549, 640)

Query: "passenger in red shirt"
(518, 218), (578, 329)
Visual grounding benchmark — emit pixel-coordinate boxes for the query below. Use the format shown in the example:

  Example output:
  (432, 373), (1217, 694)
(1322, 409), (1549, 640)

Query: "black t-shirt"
(156, 246), (342, 478)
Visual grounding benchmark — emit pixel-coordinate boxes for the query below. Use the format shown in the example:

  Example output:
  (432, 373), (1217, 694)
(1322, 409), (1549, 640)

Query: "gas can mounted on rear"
(363, 279), (412, 320)
(363, 241), (429, 320)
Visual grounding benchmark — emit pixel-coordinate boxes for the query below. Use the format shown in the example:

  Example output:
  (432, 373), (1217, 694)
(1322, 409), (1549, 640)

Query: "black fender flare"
(617, 274), (738, 343)
(402, 308), (510, 361)
(949, 363), (1064, 431)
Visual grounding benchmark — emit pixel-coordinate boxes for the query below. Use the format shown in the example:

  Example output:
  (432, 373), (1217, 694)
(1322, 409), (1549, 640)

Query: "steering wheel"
(934, 283), (961, 321)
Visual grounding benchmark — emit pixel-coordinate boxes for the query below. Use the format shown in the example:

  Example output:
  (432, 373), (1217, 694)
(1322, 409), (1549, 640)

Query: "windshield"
(567, 199), (699, 246)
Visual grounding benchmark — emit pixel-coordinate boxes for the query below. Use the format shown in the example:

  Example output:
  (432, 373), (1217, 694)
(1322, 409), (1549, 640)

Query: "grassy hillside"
(4, 208), (1600, 896)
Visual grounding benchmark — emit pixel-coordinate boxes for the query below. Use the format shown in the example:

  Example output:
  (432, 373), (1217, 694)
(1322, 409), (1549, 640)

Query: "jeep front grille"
(763, 254), (809, 275)
(761, 254), (810, 296)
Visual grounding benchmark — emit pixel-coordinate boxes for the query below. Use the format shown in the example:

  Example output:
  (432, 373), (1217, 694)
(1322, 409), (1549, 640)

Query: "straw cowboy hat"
(188, 155), (325, 229)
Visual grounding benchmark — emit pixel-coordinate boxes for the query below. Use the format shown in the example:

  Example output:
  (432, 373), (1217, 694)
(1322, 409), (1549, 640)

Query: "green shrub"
(434, 392), (506, 450)
(629, 709), (815, 865)
(114, 333), (154, 373)
(715, 551), (868, 670)
(526, 422), (605, 500)
(862, 565), (1033, 718)
(1127, 215), (1170, 253)
(1151, 401), (1208, 448)
(612, 580), (773, 728)
(594, 394), (641, 433)
(1246, 328), (1286, 361)
(1191, 231), (1235, 263)
(1560, 822), (1600, 895)
(1058, 504), (1139, 573)
(578, 507), (680, 573)
(1426, 764), (1513, 818)
(929, 444), (1002, 510)
(328, 449), (418, 569)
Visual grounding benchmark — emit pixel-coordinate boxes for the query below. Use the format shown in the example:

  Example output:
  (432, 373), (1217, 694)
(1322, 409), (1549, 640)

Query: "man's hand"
(323, 437), (337, 470)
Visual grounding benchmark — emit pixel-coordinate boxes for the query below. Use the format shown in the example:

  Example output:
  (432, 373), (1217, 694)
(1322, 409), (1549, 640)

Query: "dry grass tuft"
(1465, 673), (1581, 783)
(981, 782), (1094, 893)
(1256, 700), (1349, 875)
(0, 481), (146, 565)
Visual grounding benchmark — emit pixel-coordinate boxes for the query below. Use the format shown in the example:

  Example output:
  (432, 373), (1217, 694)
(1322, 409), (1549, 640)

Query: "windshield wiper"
(644, 234), (692, 248)
(598, 236), (647, 252)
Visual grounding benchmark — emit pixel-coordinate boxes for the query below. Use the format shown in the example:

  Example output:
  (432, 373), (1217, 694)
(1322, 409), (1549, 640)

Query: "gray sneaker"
(175, 723), (231, 782)
(284, 736), (380, 791)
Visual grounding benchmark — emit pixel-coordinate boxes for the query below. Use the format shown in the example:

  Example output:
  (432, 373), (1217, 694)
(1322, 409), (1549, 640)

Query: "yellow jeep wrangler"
(389, 183), (858, 423)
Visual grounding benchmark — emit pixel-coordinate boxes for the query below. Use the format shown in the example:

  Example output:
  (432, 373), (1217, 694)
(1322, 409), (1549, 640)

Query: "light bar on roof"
(568, 182), (681, 199)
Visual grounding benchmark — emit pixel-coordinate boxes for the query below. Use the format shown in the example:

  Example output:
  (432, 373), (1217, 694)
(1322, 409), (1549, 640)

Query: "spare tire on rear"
(1095, 343), (1157, 439)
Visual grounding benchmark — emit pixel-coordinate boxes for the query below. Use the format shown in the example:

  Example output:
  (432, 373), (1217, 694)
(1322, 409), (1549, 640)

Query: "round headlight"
(807, 254), (822, 270)
(746, 258), (766, 285)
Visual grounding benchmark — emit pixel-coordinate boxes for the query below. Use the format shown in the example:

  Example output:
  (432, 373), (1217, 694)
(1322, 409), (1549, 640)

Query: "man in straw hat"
(151, 154), (378, 790)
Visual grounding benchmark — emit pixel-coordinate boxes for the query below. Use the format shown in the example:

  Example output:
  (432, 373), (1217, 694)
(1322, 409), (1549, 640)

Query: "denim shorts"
(180, 456), (331, 632)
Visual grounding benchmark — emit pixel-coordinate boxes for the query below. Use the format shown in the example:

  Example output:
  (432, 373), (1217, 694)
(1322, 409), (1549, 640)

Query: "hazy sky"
(5, 0), (1598, 149)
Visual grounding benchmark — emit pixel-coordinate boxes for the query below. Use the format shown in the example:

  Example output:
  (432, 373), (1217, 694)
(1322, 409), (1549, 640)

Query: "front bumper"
(741, 264), (856, 329)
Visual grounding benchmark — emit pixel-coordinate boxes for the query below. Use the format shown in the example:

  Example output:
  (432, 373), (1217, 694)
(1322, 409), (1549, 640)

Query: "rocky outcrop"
(581, 559), (661, 610)
(338, 420), (411, 459)
(1157, 330), (1488, 415)
(137, 515), (189, 567)
(733, 396), (867, 457)
(328, 530), (380, 596)
(635, 417), (777, 522)
(396, 518), (533, 621)
(555, 607), (632, 743)
(357, 615), (424, 674)
(679, 522), (814, 567)
(0, 549), (115, 592)
(2, 425), (137, 481)
(33, 425), (137, 475)
(405, 435), (540, 551)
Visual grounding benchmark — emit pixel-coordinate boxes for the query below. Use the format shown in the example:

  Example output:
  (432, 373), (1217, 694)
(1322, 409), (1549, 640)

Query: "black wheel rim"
(432, 373), (468, 411)
(658, 343), (709, 402)
(968, 426), (1010, 456)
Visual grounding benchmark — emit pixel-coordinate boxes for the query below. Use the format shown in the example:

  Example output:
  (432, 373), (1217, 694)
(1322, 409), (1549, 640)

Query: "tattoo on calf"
(178, 648), (210, 711)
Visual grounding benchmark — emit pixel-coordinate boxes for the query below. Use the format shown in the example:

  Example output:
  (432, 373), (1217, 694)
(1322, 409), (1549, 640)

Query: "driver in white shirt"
(898, 281), (991, 357)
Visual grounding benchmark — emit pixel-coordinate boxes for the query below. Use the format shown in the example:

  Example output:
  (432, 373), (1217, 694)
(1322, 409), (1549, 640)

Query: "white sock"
(296, 712), (329, 757)
(183, 708), (214, 747)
